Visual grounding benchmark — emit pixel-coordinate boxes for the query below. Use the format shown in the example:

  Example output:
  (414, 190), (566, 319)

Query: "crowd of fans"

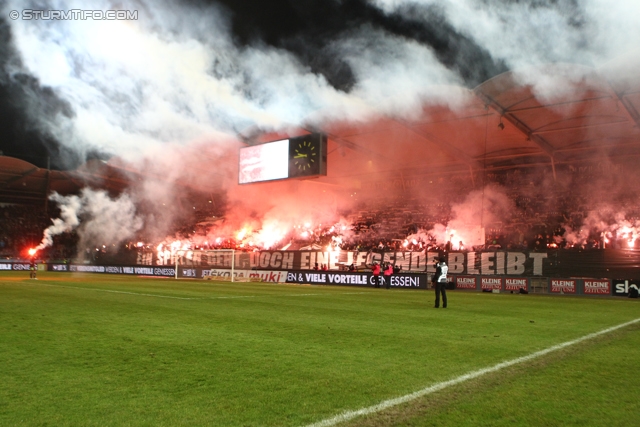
(152, 180), (640, 254)
(2, 166), (639, 262)
(0, 205), (47, 256)
(0, 204), (78, 261)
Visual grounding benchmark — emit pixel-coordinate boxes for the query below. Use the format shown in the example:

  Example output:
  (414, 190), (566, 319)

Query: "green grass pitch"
(1, 271), (639, 426)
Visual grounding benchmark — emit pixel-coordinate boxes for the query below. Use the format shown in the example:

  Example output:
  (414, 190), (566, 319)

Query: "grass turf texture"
(0, 272), (638, 426)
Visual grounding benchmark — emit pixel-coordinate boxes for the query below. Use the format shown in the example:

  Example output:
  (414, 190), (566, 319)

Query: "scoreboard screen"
(238, 134), (327, 184)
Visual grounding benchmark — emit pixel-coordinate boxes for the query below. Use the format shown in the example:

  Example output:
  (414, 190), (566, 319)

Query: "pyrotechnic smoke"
(563, 208), (640, 248)
(2, 0), (639, 252)
(35, 192), (82, 250)
(36, 189), (143, 255)
(408, 184), (515, 248)
(450, 185), (515, 247)
(4, 0), (638, 168)
(160, 179), (349, 251)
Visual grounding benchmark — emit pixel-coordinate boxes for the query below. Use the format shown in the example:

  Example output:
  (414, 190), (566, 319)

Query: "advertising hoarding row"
(453, 275), (631, 296)
(1, 262), (638, 296)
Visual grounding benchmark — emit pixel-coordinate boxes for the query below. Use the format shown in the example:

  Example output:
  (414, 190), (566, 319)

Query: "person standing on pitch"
(29, 257), (37, 280)
(434, 258), (448, 308)
(383, 262), (393, 289)
(371, 262), (381, 288)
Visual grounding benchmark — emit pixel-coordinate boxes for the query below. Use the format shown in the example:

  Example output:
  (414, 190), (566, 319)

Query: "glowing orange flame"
(28, 248), (37, 256)
(236, 228), (249, 240)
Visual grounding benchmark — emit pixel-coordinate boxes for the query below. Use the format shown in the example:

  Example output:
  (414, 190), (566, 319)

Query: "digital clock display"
(288, 134), (325, 177)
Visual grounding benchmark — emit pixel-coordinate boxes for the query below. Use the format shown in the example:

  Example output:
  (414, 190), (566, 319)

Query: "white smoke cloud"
(1, 0), (339, 162)
(335, 25), (467, 116)
(5, 0), (254, 160)
(36, 189), (143, 254)
(370, 0), (640, 102)
(0, 0), (469, 164)
(5, 0), (639, 156)
(371, 0), (640, 66)
(4, 0), (637, 164)
(35, 192), (82, 250)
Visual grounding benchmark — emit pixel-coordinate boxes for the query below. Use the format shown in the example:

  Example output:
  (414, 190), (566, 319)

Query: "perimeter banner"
(550, 279), (577, 294)
(45, 264), (177, 277)
(1, 262), (31, 271)
(178, 267), (287, 282)
(583, 279), (611, 295)
(285, 271), (428, 289)
(505, 277), (529, 291)
(455, 276), (477, 289)
(481, 277), (503, 290)
(206, 268), (287, 283)
(612, 279), (639, 297)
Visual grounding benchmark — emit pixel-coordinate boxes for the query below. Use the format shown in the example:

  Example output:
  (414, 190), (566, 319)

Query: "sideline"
(303, 317), (640, 427)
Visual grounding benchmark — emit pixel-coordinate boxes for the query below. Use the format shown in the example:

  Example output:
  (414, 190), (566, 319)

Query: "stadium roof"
(2, 59), (639, 204)
(0, 157), (133, 205)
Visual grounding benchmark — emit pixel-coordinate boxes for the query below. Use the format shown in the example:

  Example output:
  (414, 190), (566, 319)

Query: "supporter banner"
(550, 279), (577, 294)
(612, 279), (639, 297)
(455, 276), (477, 290)
(157, 250), (552, 276)
(0, 263), (13, 271)
(505, 277), (529, 291)
(285, 271), (428, 289)
(481, 277), (503, 290)
(583, 279), (611, 295)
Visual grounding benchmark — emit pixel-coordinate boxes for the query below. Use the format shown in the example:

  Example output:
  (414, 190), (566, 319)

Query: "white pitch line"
(33, 283), (202, 300)
(275, 292), (369, 297)
(206, 292), (369, 299)
(303, 317), (640, 427)
(28, 282), (368, 301)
